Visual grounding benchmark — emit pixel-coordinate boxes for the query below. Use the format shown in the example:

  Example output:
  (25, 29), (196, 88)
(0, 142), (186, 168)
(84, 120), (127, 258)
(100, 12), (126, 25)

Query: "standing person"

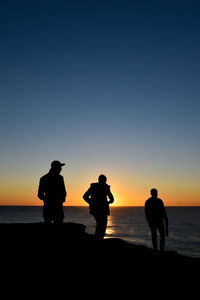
(145, 188), (168, 252)
(83, 174), (114, 239)
(38, 160), (67, 224)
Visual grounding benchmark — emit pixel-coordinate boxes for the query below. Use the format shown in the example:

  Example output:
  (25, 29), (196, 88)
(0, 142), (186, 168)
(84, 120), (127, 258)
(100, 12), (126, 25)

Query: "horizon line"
(0, 205), (200, 207)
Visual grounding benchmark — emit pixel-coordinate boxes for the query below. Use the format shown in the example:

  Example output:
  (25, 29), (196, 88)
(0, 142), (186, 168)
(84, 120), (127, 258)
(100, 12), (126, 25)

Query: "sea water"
(0, 206), (199, 258)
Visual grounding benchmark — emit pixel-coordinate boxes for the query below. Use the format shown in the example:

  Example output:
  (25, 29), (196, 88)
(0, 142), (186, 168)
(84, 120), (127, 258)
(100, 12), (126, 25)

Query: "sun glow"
(0, 168), (200, 206)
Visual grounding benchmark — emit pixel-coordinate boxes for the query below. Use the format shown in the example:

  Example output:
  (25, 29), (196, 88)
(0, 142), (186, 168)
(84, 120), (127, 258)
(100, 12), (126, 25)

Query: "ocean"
(0, 206), (199, 258)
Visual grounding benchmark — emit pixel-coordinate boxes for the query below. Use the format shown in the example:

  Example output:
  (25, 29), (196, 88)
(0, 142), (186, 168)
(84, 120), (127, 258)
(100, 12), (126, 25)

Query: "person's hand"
(108, 199), (114, 204)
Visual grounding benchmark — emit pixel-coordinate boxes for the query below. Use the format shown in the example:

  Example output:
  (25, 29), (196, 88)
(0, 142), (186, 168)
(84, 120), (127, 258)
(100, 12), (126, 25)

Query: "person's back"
(38, 160), (67, 223)
(145, 188), (168, 252)
(39, 171), (66, 204)
(88, 182), (111, 213)
(145, 197), (166, 227)
(83, 174), (114, 239)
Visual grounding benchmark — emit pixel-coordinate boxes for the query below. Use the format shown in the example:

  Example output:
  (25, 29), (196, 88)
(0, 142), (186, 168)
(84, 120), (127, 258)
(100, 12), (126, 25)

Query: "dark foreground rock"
(0, 222), (199, 294)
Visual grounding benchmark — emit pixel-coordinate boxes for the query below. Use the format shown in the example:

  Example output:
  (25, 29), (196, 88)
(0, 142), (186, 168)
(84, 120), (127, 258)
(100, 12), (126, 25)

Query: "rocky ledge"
(0, 222), (199, 287)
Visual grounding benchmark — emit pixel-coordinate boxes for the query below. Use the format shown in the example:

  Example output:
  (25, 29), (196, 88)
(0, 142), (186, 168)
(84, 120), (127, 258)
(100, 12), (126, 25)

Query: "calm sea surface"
(0, 206), (199, 258)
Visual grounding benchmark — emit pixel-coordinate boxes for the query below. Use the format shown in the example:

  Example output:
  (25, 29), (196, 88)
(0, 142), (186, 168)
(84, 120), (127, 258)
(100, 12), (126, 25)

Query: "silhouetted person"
(83, 174), (114, 239)
(145, 188), (168, 252)
(38, 160), (67, 224)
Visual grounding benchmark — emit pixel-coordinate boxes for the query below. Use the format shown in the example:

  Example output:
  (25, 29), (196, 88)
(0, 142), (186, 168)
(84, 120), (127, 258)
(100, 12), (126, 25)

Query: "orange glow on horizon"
(0, 192), (199, 206)
(0, 172), (199, 206)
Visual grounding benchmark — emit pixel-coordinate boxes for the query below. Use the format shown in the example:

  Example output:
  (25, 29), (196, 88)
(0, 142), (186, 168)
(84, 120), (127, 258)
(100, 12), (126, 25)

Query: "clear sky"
(0, 0), (200, 206)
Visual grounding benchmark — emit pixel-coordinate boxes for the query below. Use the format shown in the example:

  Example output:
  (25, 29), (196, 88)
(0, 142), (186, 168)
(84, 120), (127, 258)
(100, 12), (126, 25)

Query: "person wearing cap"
(38, 160), (67, 224)
(83, 174), (114, 239)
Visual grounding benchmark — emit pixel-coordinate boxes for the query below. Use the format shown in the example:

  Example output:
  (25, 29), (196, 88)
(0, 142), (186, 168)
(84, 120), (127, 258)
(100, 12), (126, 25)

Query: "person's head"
(151, 188), (158, 197)
(98, 174), (107, 184)
(50, 160), (65, 174)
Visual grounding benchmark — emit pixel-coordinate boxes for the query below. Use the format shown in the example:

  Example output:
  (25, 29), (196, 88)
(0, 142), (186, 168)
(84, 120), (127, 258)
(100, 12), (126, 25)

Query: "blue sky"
(0, 0), (200, 205)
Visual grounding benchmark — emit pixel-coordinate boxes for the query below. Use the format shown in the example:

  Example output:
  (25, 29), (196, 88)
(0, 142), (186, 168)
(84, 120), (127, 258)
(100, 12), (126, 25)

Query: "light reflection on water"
(105, 210), (150, 247)
(106, 216), (115, 235)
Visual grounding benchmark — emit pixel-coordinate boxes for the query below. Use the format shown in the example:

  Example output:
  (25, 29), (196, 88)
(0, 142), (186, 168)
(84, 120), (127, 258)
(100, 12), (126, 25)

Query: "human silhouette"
(38, 160), (67, 224)
(145, 188), (168, 252)
(83, 174), (114, 239)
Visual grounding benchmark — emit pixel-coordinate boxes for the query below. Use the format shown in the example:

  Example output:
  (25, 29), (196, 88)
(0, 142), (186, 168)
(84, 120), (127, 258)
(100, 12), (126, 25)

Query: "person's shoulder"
(157, 198), (164, 204)
(89, 183), (99, 192)
(157, 198), (163, 203)
(145, 197), (152, 205)
(90, 182), (98, 188)
(40, 173), (49, 181)
(105, 184), (111, 191)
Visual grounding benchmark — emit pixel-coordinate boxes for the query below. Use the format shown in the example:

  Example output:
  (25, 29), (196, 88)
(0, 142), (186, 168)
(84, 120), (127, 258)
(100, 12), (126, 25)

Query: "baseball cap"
(51, 160), (65, 168)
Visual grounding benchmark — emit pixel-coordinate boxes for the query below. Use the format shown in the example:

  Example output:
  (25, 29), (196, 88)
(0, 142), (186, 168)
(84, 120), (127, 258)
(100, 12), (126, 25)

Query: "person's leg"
(44, 217), (52, 224)
(94, 214), (107, 239)
(158, 222), (165, 252)
(54, 217), (63, 224)
(43, 204), (52, 224)
(100, 214), (108, 239)
(150, 227), (157, 251)
(94, 214), (101, 238)
(53, 205), (64, 224)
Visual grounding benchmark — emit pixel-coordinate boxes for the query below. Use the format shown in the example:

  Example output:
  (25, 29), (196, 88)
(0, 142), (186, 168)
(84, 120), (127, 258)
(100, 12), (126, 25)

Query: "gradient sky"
(0, 0), (200, 206)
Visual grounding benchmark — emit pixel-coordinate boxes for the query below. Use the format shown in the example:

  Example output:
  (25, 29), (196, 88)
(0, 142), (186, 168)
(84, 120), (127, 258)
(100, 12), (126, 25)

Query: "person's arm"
(107, 189), (114, 204)
(162, 202), (168, 237)
(83, 187), (92, 204)
(61, 176), (67, 203)
(144, 203), (152, 227)
(37, 179), (45, 201)
(164, 210), (168, 237)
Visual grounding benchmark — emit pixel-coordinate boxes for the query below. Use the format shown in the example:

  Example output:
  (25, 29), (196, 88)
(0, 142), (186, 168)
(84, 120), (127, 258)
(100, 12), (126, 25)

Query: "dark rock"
(0, 222), (199, 292)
